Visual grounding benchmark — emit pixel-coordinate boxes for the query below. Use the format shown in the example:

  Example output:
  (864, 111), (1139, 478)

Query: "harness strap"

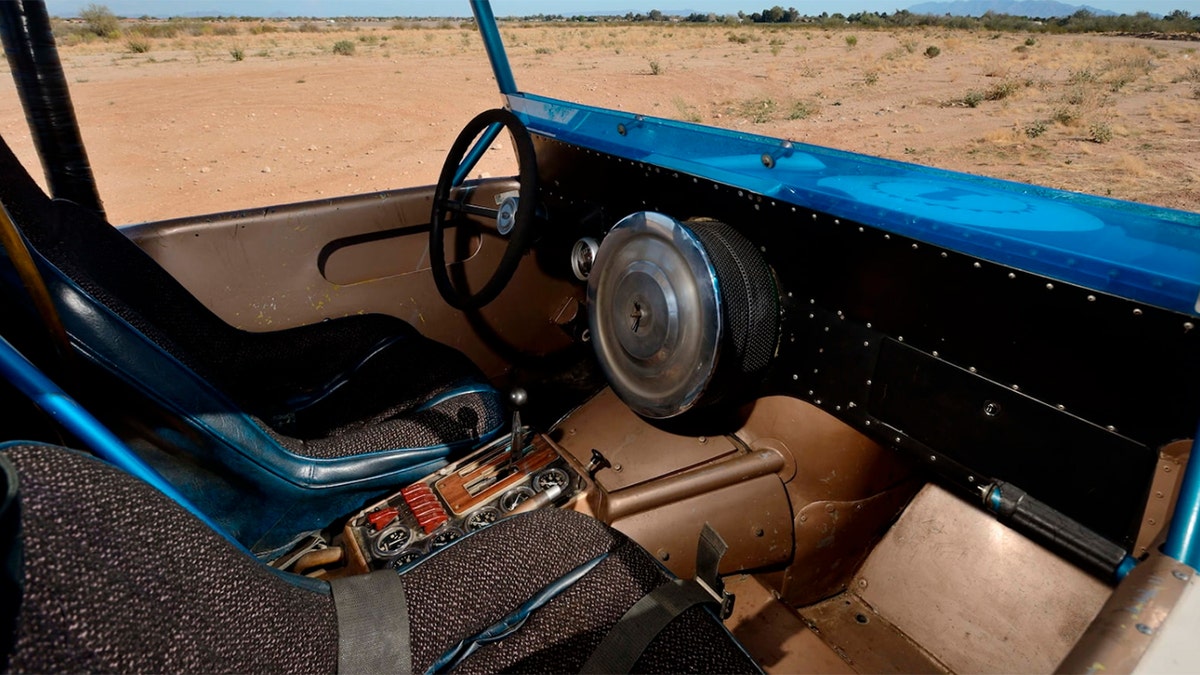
(579, 578), (719, 674)
(330, 570), (412, 674)
(580, 523), (734, 674)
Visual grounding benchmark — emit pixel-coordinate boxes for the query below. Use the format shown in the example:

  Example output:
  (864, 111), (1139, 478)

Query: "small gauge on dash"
(374, 524), (412, 556)
(534, 467), (569, 492)
(499, 486), (536, 512)
(390, 549), (424, 571)
(466, 506), (502, 531)
(431, 527), (464, 549)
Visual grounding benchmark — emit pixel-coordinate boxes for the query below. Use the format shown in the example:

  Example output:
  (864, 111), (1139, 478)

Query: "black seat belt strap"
(580, 523), (734, 674)
(330, 570), (412, 674)
(579, 578), (718, 674)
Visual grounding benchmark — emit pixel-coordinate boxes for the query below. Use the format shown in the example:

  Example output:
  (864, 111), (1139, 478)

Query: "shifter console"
(343, 432), (583, 572)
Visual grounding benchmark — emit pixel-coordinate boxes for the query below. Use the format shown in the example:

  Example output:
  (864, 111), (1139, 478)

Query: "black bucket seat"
(0, 136), (504, 554)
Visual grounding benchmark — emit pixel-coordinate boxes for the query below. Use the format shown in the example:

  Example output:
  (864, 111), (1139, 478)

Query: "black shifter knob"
(507, 387), (529, 467)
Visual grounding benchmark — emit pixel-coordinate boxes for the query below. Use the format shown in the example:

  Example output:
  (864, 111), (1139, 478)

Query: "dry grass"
(2, 20), (1197, 221)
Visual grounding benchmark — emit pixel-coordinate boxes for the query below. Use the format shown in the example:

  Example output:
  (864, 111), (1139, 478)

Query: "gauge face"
(499, 486), (536, 512)
(390, 549), (423, 571)
(430, 527), (463, 549)
(534, 468), (569, 493)
(374, 525), (412, 556)
(467, 506), (502, 531)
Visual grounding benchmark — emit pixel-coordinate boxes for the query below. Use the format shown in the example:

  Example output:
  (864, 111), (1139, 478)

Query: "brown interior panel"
(319, 228), (482, 286)
(724, 574), (856, 675)
(799, 591), (951, 674)
(848, 484), (1111, 674)
(552, 388), (740, 491)
(778, 484), (923, 607)
(553, 390), (925, 601)
(610, 474), (793, 580)
(120, 181), (584, 378)
(1133, 440), (1191, 558)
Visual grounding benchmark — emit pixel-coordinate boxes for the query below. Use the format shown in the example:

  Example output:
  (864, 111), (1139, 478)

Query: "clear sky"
(44, 0), (1184, 20)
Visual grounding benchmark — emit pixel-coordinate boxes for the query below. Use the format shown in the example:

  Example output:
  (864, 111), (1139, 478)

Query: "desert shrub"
(250, 24), (277, 34)
(648, 59), (662, 75)
(126, 37), (150, 53)
(1025, 119), (1048, 137)
(727, 32), (752, 44)
(986, 79), (1025, 100)
(864, 70), (879, 85)
(1068, 69), (1097, 84)
(171, 19), (208, 36)
(1089, 122), (1113, 143)
(1051, 107), (1078, 125)
(924, 45), (940, 58)
(80, 3), (119, 38)
(211, 25), (239, 36)
(845, 34), (858, 47)
(734, 97), (779, 123)
(297, 22), (322, 33)
(332, 40), (355, 56)
(788, 100), (819, 119)
(230, 46), (244, 61)
(128, 23), (178, 39)
(962, 90), (984, 107)
(1024, 36), (1037, 46)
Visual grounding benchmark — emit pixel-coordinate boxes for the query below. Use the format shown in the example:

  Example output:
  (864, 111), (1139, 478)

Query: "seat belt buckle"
(696, 523), (736, 620)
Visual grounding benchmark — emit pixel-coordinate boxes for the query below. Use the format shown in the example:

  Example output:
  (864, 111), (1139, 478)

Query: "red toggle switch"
(367, 506), (399, 531)
(401, 483), (448, 533)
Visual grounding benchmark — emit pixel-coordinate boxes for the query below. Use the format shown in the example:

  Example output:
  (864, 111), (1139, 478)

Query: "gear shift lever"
(505, 387), (528, 472)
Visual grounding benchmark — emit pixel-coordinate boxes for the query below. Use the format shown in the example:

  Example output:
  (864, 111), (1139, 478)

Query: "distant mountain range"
(906, 0), (1117, 17)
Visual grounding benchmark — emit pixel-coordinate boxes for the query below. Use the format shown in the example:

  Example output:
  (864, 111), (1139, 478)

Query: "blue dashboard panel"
(507, 93), (1200, 317)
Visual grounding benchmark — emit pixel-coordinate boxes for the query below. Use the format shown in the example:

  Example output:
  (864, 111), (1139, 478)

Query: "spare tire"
(587, 212), (778, 419)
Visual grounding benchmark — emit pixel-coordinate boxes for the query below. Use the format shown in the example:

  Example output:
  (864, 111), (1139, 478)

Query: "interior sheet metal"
(853, 483), (1110, 673)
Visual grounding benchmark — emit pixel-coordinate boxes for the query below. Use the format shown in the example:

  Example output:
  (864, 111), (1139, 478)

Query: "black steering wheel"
(430, 108), (538, 310)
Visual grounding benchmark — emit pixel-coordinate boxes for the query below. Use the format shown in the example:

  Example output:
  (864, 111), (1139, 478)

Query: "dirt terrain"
(1, 22), (1197, 225)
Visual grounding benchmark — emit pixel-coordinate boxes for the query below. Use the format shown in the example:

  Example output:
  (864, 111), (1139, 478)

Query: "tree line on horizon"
(65, 2), (1198, 38)
(522, 6), (1197, 33)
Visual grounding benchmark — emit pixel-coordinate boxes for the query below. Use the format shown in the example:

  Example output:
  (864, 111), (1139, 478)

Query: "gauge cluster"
(344, 433), (583, 572)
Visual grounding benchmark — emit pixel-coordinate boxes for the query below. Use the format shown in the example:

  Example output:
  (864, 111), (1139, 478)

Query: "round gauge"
(466, 506), (502, 531)
(430, 527), (464, 550)
(374, 525), (412, 556)
(534, 468), (569, 493)
(390, 549), (424, 571)
(499, 486), (536, 512)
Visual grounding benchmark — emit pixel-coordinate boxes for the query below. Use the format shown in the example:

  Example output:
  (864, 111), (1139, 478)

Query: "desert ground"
(0, 21), (1197, 225)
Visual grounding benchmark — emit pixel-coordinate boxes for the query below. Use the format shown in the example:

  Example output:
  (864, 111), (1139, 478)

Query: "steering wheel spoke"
(437, 199), (501, 221)
(429, 109), (537, 310)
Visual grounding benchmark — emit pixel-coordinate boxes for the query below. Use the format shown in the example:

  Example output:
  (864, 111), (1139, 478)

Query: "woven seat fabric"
(2, 444), (758, 674)
(1, 443), (338, 673)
